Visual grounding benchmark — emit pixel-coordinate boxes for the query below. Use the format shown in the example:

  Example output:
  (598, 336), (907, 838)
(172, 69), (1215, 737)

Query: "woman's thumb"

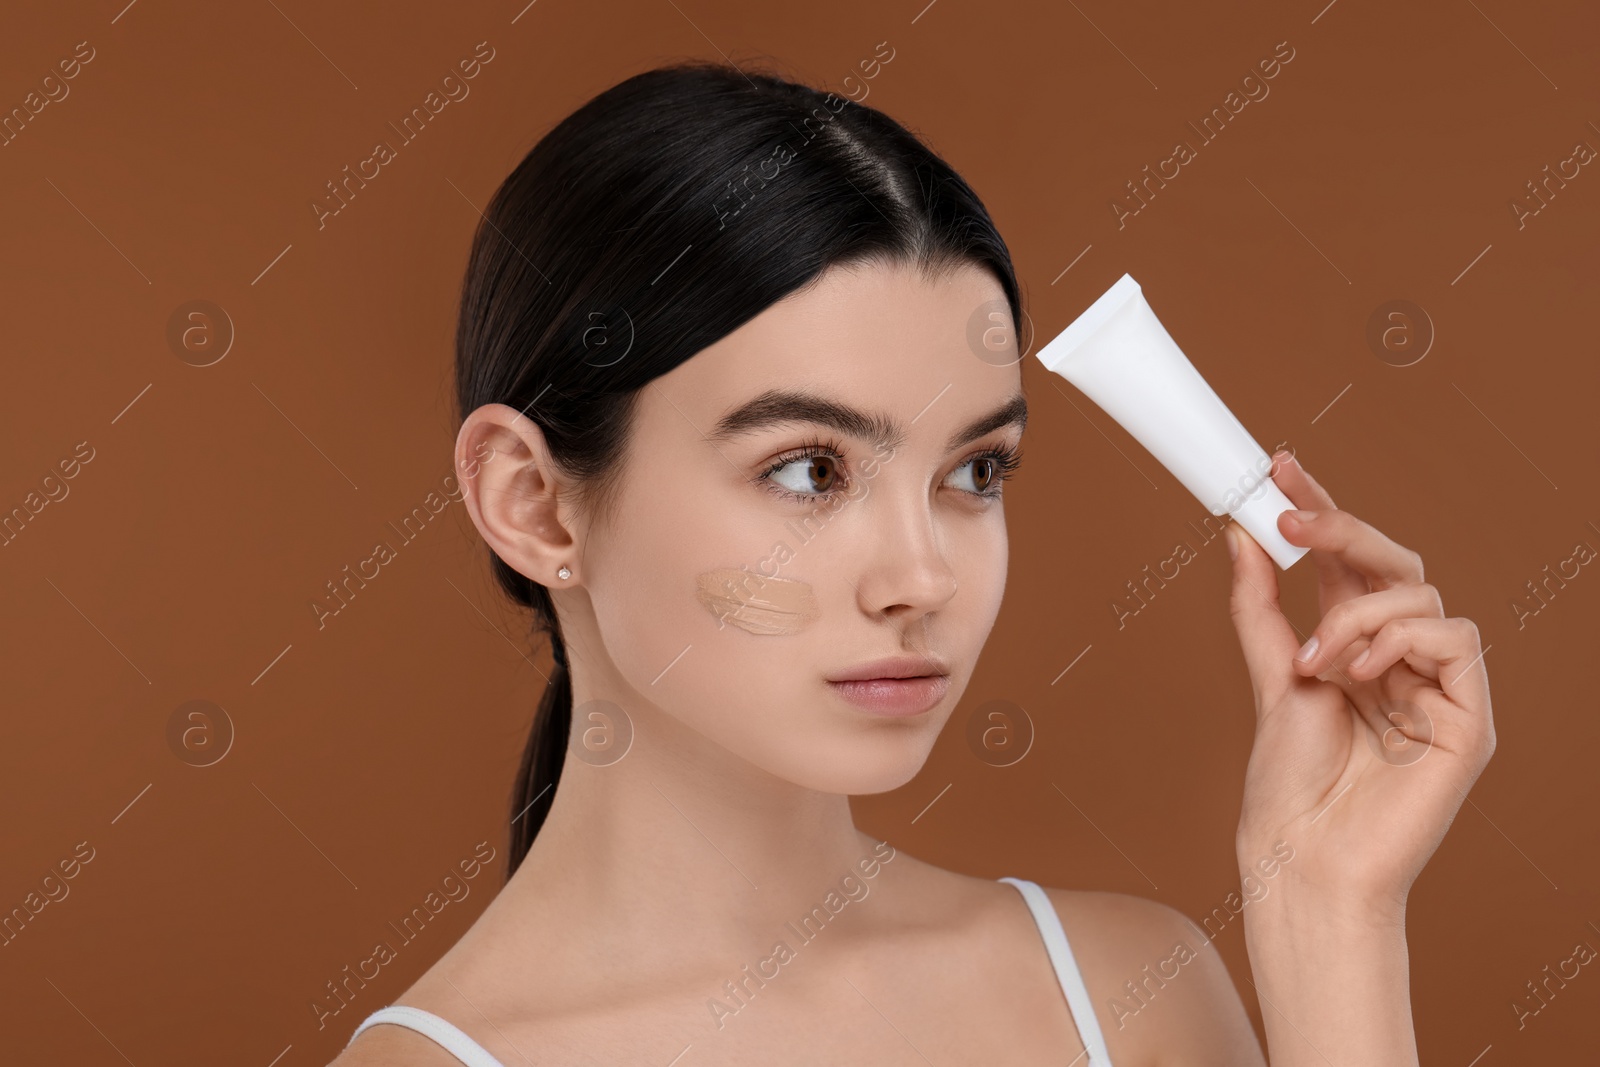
(1225, 523), (1300, 710)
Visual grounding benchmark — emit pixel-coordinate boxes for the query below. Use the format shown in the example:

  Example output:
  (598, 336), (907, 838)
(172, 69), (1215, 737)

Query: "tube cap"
(1227, 482), (1310, 570)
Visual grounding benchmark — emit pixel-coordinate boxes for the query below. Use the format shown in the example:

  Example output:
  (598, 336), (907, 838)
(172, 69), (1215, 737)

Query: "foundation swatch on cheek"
(695, 568), (820, 635)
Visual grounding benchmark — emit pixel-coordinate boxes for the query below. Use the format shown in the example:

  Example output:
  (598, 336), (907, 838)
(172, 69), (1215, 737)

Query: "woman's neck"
(464, 697), (892, 1004)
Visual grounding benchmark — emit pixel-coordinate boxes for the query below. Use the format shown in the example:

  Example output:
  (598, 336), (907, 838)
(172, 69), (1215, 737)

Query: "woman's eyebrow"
(704, 388), (1026, 454)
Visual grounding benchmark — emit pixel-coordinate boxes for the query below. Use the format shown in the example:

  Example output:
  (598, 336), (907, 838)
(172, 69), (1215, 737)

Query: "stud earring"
(556, 565), (572, 580)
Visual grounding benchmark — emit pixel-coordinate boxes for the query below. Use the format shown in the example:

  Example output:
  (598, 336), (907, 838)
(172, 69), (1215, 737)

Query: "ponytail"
(506, 626), (570, 881)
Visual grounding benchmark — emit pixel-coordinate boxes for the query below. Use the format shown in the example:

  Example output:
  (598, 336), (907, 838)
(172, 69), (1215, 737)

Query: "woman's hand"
(1224, 451), (1496, 916)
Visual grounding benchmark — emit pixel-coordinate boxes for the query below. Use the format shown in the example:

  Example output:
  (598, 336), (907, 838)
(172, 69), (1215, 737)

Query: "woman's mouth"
(825, 654), (952, 716)
(827, 675), (951, 716)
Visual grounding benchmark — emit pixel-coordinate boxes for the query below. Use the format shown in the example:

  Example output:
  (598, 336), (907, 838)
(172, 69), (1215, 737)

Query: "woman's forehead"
(651, 261), (1021, 424)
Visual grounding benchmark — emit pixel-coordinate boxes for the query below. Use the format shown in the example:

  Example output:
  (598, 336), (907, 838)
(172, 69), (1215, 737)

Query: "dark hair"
(453, 58), (1023, 882)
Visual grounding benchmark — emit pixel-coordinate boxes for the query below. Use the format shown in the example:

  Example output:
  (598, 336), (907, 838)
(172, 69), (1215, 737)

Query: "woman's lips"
(827, 675), (950, 716)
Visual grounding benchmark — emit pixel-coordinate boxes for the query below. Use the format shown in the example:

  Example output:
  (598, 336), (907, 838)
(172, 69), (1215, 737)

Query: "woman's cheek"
(589, 481), (719, 681)
(693, 567), (819, 636)
(626, 482), (809, 660)
(674, 482), (815, 630)
(963, 511), (1009, 627)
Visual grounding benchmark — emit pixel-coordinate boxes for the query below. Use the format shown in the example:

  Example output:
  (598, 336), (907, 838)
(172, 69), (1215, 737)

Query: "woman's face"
(577, 258), (1025, 795)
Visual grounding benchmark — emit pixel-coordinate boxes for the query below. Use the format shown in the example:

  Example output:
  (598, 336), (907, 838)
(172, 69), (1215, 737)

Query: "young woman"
(332, 60), (1495, 1066)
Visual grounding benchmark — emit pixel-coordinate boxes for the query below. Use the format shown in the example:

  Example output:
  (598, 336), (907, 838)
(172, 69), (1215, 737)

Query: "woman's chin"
(779, 737), (936, 797)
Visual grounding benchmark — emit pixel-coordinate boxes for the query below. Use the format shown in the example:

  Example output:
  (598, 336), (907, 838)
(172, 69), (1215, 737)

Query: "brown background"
(2, 0), (1596, 1062)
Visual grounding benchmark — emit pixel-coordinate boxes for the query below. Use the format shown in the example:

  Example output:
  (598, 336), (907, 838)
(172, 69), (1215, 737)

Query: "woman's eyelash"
(756, 436), (1023, 503)
(756, 436), (849, 500)
(980, 441), (1024, 482)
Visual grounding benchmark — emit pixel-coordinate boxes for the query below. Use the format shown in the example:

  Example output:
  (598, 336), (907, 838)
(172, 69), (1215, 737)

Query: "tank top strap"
(998, 877), (1115, 1066)
(346, 1004), (507, 1067)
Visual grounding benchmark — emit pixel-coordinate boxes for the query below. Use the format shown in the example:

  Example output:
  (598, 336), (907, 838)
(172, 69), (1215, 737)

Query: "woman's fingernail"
(1350, 648), (1371, 671)
(1225, 525), (1239, 560)
(1287, 509), (1317, 525)
(1295, 635), (1320, 665)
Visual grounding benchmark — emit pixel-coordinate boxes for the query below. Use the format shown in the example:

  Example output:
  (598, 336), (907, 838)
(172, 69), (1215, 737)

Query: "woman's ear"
(455, 403), (579, 585)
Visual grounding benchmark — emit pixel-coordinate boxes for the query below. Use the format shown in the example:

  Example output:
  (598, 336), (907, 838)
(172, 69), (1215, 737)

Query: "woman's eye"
(947, 455), (998, 495)
(760, 442), (1016, 502)
(769, 454), (842, 496)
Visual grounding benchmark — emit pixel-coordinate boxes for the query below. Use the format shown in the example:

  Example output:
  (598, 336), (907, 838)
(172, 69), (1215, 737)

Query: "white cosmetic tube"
(1034, 274), (1309, 570)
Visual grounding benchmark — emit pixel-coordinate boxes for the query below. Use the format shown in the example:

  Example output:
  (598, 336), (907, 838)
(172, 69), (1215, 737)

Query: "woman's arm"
(1239, 880), (1414, 1065)
(1219, 451), (1496, 1065)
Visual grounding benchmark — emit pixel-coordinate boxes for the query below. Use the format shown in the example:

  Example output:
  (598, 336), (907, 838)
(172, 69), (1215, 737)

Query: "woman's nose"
(849, 493), (960, 621)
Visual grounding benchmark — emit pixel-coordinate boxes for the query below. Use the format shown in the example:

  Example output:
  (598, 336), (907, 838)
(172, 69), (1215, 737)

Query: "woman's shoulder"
(884, 846), (1199, 959)
(325, 1010), (477, 1067)
(324, 955), (504, 1067)
(911, 862), (1263, 1064)
(897, 848), (1194, 943)
(1026, 882), (1265, 1062)
(327, 857), (1261, 1064)
(1029, 881), (1198, 958)
(954, 873), (1205, 1002)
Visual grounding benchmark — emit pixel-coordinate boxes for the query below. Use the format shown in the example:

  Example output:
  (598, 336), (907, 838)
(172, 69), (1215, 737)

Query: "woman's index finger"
(1268, 452), (1371, 608)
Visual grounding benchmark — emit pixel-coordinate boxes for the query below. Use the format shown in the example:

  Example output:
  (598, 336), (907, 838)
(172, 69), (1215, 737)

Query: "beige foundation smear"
(695, 568), (820, 635)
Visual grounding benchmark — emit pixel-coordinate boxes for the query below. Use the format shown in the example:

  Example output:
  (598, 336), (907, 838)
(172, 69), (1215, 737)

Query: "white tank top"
(344, 876), (1114, 1065)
